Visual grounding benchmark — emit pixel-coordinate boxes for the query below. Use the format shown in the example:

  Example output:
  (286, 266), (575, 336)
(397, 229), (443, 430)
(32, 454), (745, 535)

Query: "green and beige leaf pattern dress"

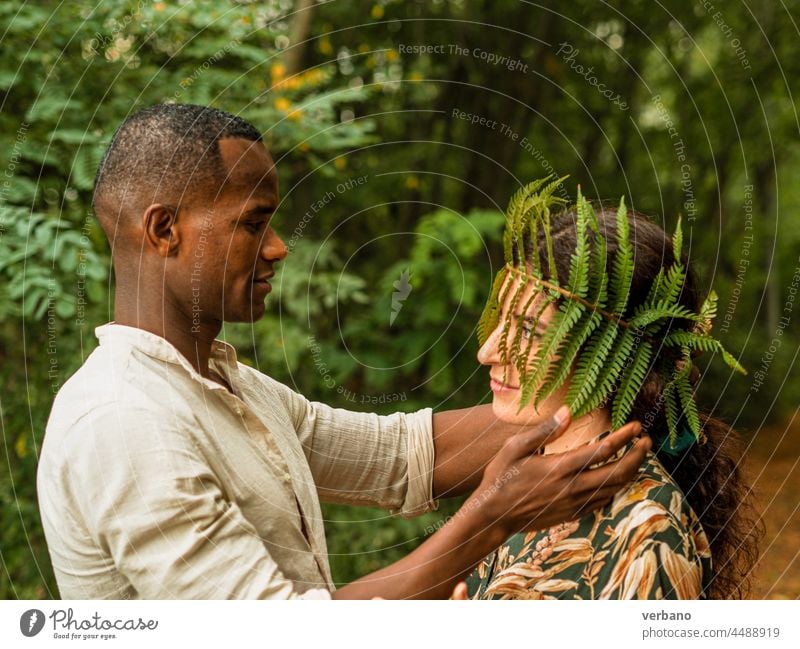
(467, 447), (712, 600)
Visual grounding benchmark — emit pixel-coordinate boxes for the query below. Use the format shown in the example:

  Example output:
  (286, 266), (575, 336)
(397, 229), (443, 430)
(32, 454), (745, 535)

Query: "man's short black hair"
(93, 103), (263, 232)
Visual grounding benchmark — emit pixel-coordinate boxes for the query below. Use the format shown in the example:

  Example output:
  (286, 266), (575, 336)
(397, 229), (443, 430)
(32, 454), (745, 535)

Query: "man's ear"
(142, 204), (181, 257)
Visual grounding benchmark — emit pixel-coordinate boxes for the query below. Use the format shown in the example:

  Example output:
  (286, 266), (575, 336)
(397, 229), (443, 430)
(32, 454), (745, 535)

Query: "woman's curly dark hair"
(522, 202), (763, 599)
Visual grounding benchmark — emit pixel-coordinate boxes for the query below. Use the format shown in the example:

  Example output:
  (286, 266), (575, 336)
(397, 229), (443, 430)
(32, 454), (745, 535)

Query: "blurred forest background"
(1, 0), (798, 598)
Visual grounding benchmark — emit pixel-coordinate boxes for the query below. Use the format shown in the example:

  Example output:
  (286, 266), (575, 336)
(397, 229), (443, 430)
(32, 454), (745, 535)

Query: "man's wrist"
(457, 488), (511, 549)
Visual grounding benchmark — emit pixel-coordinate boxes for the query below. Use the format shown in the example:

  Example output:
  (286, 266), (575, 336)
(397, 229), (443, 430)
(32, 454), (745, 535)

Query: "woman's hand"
(467, 406), (650, 538)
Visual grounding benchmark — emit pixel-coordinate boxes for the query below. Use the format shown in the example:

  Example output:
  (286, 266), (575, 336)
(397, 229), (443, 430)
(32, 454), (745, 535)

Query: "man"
(37, 104), (649, 599)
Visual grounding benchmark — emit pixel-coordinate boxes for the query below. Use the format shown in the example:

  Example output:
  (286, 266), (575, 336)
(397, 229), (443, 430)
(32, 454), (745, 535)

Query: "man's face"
(177, 137), (287, 326)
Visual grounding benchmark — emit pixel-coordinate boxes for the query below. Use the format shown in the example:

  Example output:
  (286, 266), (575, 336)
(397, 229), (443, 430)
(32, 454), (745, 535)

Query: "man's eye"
(245, 222), (264, 233)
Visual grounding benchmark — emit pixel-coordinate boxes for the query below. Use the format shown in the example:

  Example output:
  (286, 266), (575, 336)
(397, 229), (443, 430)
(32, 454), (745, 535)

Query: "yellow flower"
(299, 142), (310, 152)
(274, 97), (291, 112)
(334, 156), (347, 170)
(386, 49), (398, 62)
(405, 175), (419, 189)
(15, 434), (27, 458)
(319, 37), (333, 55)
(371, 5), (384, 19)
(271, 63), (286, 82)
(154, 2), (165, 11)
(288, 109), (303, 122)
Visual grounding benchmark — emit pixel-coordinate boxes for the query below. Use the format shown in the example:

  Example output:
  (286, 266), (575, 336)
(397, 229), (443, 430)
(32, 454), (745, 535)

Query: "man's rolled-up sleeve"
(63, 405), (330, 599)
(268, 378), (437, 517)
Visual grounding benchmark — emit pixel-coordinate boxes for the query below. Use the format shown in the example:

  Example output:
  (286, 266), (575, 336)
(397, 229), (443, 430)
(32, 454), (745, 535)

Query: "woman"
(466, 178), (761, 599)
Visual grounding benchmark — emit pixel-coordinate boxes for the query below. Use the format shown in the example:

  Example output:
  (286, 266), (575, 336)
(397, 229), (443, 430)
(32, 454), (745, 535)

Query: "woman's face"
(477, 273), (566, 425)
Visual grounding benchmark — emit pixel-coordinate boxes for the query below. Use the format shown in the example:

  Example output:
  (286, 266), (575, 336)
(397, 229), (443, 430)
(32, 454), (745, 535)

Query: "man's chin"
(224, 302), (268, 324)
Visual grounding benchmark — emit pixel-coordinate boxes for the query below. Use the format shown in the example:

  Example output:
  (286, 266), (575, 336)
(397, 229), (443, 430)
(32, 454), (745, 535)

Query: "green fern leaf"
(672, 215), (684, 260)
(477, 266), (509, 345)
(608, 197), (634, 313)
(519, 297), (585, 409)
(610, 337), (653, 429)
(675, 372), (701, 435)
(579, 329), (641, 417)
(537, 309), (603, 402)
(565, 320), (621, 413)
(663, 330), (746, 374)
(655, 262), (687, 308)
(628, 304), (700, 330)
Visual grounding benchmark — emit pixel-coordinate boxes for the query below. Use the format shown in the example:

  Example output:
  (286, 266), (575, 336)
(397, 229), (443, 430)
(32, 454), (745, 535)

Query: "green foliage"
(0, 0), (380, 599)
(2, 0), (797, 599)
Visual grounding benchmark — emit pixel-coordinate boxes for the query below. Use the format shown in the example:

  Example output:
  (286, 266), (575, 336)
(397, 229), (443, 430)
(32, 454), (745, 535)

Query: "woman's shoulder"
(601, 451), (711, 576)
(608, 451), (701, 530)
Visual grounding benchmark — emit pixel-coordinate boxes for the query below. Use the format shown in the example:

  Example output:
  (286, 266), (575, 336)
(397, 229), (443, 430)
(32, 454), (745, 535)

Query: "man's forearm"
(431, 404), (513, 499)
(332, 497), (506, 599)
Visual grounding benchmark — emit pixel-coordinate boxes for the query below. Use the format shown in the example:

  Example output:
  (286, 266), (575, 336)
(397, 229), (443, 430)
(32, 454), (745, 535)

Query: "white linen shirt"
(37, 323), (436, 599)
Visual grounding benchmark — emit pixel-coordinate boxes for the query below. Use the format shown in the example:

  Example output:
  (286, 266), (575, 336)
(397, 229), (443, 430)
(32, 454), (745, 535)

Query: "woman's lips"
(490, 377), (519, 393)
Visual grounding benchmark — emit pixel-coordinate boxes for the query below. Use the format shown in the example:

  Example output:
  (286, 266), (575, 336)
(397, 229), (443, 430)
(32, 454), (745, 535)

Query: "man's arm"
(432, 403), (519, 499)
(335, 408), (650, 599)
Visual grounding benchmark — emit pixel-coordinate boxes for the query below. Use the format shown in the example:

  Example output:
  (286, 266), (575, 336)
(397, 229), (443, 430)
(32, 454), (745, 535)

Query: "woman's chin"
(492, 395), (548, 426)
(491, 397), (527, 425)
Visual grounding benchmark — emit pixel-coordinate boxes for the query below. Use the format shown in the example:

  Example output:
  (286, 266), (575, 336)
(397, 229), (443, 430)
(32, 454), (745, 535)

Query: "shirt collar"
(95, 322), (241, 393)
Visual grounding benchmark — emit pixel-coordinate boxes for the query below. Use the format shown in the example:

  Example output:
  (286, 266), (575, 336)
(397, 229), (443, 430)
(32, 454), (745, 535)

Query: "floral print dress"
(467, 446), (712, 600)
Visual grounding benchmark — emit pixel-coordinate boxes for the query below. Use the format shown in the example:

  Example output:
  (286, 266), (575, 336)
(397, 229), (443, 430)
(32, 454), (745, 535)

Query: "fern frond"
(576, 326), (641, 417)
(628, 303), (701, 330)
(642, 267), (665, 310)
(675, 371), (701, 435)
(611, 338), (654, 429)
(518, 293), (558, 385)
(565, 320), (620, 413)
(519, 297), (585, 409)
(672, 214), (684, 261)
(608, 197), (633, 313)
(498, 273), (529, 365)
(655, 261), (687, 307)
(700, 290), (718, 322)
(509, 289), (541, 377)
(663, 383), (680, 449)
(566, 188), (592, 299)
(537, 309), (603, 403)
(476, 266), (509, 345)
(663, 330), (746, 374)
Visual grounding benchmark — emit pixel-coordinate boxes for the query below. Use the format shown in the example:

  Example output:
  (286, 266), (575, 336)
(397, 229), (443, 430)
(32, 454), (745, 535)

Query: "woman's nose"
(477, 323), (503, 365)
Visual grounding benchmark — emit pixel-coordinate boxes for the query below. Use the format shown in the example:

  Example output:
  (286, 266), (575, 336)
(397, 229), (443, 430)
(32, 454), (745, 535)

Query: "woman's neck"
(543, 409), (612, 455)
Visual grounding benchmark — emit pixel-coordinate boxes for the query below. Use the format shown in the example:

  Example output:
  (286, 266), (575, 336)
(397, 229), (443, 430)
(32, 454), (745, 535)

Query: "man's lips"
(490, 376), (519, 393)
(253, 272), (274, 293)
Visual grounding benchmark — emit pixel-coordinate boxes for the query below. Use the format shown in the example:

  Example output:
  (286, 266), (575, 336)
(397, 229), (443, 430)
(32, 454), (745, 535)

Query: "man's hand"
(334, 406), (649, 599)
(467, 405), (650, 538)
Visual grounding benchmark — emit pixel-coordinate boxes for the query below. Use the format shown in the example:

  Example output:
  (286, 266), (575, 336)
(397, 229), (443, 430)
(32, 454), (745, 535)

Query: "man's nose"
(477, 323), (503, 365)
(262, 228), (288, 262)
